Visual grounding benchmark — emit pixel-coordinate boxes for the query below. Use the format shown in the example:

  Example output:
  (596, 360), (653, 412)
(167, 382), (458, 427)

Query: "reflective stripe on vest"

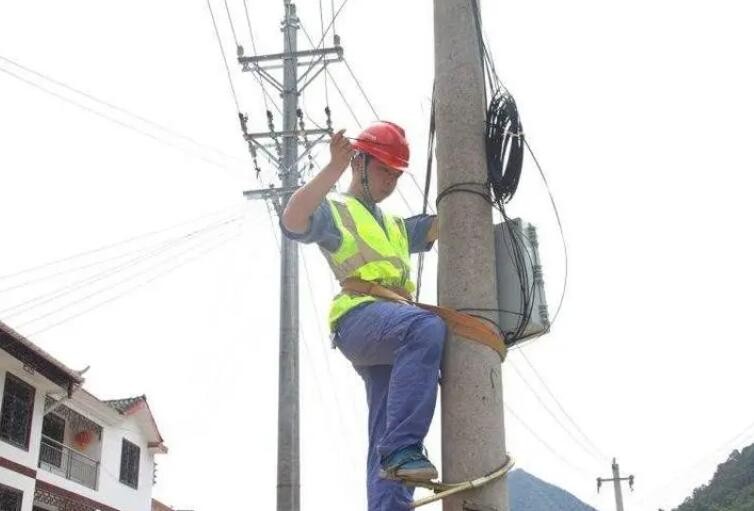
(321, 196), (415, 330)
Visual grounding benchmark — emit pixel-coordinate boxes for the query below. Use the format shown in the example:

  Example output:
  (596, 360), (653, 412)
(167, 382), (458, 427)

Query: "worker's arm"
(281, 129), (353, 234)
(425, 216), (439, 243)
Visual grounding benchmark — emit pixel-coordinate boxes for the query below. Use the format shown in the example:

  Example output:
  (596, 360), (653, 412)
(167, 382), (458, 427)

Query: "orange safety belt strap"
(341, 278), (507, 361)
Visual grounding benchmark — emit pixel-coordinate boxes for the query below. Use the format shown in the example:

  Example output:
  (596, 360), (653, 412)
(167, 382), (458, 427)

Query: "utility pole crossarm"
(238, 45), (342, 65)
(597, 458), (635, 511)
(244, 128), (331, 140)
(242, 186), (298, 201)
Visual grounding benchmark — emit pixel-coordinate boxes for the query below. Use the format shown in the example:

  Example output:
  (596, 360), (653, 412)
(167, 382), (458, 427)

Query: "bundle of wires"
(486, 89), (524, 206)
(484, 86), (537, 344)
(417, 0), (562, 346)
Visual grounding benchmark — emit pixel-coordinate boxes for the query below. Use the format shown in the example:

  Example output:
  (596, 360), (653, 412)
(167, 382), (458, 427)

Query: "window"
(40, 414), (66, 467)
(0, 373), (36, 450)
(0, 484), (23, 511)
(119, 439), (140, 489)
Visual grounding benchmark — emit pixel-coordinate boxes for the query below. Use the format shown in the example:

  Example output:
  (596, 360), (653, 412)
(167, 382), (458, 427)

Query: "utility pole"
(239, 2), (342, 510)
(597, 458), (635, 511)
(434, 0), (509, 510)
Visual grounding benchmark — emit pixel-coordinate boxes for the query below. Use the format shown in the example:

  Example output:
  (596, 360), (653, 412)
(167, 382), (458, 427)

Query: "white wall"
(0, 466), (36, 511)
(97, 413), (154, 511)
(0, 354), (157, 511)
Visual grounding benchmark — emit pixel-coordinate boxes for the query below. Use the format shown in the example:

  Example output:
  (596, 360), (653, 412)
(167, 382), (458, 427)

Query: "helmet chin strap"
(360, 153), (376, 205)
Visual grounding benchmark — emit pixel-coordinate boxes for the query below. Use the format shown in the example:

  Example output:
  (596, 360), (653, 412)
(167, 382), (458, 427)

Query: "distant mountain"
(672, 443), (754, 511)
(509, 469), (598, 511)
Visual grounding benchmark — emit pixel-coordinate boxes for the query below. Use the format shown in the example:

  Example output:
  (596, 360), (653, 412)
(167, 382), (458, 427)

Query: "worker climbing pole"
(278, 0), (529, 508)
(217, 0), (554, 509)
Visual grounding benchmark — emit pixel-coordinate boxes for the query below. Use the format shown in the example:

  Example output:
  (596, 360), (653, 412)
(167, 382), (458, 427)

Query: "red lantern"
(74, 430), (93, 449)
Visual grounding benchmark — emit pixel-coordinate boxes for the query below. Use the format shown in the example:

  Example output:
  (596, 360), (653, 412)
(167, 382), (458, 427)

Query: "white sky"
(1, 1), (753, 510)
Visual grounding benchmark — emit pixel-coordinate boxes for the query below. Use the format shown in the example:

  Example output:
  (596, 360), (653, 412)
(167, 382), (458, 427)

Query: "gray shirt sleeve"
(405, 214), (437, 254)
(280, 201), (436, 255)
(279, 201), (342, 253)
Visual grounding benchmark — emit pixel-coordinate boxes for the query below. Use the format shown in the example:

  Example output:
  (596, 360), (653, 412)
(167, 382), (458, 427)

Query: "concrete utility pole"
(239, 2), (342, 510)
(434, 1), (509, 510)
(597, 458), (635, 511)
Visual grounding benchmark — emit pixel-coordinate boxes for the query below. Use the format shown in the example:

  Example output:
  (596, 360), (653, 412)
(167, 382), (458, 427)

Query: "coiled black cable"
(486, 89), (524, 205)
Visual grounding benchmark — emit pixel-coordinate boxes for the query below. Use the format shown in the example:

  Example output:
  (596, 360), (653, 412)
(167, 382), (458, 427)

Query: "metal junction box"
(494, 219), (550, 343)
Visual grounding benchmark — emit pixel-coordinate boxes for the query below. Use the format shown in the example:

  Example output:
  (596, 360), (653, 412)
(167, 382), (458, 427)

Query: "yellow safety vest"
(321, 195), (415, 330)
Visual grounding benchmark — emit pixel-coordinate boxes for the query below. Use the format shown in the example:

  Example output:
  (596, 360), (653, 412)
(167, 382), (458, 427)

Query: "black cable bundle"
(483, 88), (534, 342)
(421, 0), (566, 346)
(486, 89), (524, 205)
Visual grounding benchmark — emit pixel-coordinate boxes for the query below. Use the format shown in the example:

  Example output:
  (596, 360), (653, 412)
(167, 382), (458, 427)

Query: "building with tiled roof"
(0, 321), (168, 511)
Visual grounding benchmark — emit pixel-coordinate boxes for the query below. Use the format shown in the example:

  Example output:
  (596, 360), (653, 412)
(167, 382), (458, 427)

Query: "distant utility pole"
(597, 458), (635, 511)
(435, 0), (509, 510)
(239, 2), (342, 511)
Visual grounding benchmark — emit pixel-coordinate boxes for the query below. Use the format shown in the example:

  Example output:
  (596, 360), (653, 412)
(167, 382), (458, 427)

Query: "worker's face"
(365, 158), (402, 203)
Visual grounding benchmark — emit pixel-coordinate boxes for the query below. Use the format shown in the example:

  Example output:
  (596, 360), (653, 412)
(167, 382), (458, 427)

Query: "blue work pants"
(335, 300), (447, 511)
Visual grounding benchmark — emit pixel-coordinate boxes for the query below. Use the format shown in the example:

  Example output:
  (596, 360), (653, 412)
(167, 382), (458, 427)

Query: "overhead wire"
(508, 358), (608, 465)
(522, 138), (568, 325)
(241, 0), (281, 114)
(24, 224), (243, 337)
(223, 0), (241, 49)
(0, 55), (246, 165)
(206, 0), (242, 114)
(318, 0), (331, 107)
(0, 66), (244, 177)
(0, 216), (241, 318)
(12, 218), (242, 329)
(517, 350), (609, 462)
(0, 207), (238, 284)
(342, 58), (379, 121)
(299, 0), (351, 80)
(505, 403), (593, 477)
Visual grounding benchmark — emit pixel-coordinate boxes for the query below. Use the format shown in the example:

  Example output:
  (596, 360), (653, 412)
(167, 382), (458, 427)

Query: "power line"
(206, 0), (242, 113)
(223, 0), (241, 48)
(300, 0), (350, 80)
(0, 207), (239, 283)
(517, 350), (609, 462)
(522, 138), (568, 327)
(317, 0), (331, 107)
(24, 227), (242, 337)
(0, 55), (246, 165)
(14, 219), (242, 329)
(1, 216), (241, 318)
(505, 403), (592, 477)
(0, 66), (244, 176)
(330, 0), (337, 39)
(342, 58), (379, 120)
(508, 358), (607, 465)
(241, 0), (280, 114)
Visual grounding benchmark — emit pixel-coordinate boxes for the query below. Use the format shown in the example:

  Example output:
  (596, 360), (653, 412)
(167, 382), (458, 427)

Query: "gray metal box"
(494, 218), (550, 343)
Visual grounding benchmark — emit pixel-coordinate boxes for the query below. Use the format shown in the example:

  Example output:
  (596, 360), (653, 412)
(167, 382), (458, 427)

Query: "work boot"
(379, 445), (438, 481)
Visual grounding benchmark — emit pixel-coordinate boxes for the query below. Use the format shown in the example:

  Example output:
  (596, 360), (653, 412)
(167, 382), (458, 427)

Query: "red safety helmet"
(351, 121), (410, 172)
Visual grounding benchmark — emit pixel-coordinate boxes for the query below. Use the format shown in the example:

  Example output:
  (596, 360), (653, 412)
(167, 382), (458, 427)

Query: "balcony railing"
(38, 435), (100, 490)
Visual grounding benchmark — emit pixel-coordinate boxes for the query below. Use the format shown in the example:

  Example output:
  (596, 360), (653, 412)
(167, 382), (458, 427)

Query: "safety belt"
(341, 278), (507, 361)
